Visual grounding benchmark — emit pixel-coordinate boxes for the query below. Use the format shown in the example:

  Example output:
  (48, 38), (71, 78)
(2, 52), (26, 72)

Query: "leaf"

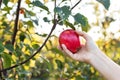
(50, 48), (63, 56)
(97, 0), (110, 10)
(10, 0), (18, 3)
(2, 53), (11, 68)
(44, 0), (48, 3)
(37, 33), (48, 37)
(41, 57), (53, 72)
(24, 44), (33, 51)
(25, 0), (31, 4)
(3, 0), (9, 6)
(24, 20), (34, 27)
(25, 10), (35, 16)
(62, 0), (67, 2)
(43, 17), (50, 22)
(0, 41), (4, 53)
(55, 59), (63, 70)
(32, 0), (49, 12)
(4, 44), (14, 52)
(2, 7), (12, 13)
(20, 33), (26, 41)
(74, 13), (90, 32)
(64, 21), (75, 30)
(55, 6), (71, 20)
(15, 46), (22, 57)
(32, 44), (39, 49)
(32, 19), (39, 25)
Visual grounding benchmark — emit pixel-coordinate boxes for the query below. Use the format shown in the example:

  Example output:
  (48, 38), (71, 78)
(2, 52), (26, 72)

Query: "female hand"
(59, 31), (120, 80)
(60, 31), (100, 63)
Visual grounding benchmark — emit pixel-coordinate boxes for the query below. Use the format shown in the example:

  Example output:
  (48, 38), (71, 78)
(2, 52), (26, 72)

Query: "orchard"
(0, 0), (120, 80)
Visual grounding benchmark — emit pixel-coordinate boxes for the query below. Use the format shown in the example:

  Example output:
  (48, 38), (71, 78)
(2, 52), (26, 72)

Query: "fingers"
(57, 45), (62, 51)
(61, 44), (74, 58)
(75, 30), (92, 41)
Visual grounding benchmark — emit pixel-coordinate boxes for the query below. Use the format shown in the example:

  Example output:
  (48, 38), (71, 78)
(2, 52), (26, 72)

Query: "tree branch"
(70, 0), (82, 11)
(0, 0), (57, 72)
(0, 22), (57, 72)
(11, 0), (21, 45)
(0, 59), (3, 79)
(54, 0), (57, 20)
(0, 0), (2, 9)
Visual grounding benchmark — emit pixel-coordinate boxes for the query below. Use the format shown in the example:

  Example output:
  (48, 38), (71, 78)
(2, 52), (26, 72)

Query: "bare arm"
(60, 31), (120, 80)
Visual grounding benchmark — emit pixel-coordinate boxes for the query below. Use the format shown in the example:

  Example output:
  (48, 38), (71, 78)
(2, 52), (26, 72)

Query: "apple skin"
(59, 29), (81, 53)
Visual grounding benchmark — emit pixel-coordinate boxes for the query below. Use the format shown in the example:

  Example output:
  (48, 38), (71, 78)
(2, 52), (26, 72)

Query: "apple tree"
(1, 0), (120, 80)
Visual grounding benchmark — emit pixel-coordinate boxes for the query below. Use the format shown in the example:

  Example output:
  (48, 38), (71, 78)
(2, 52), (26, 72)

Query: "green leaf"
(25, 10), (35, 16)
(15, 46), (22, 57)
(2, 21), (10, 28)
(74, 13), (90, 32)
(24, 20), (34, 27)
(32, 0), (49, 12)
(55, 59), (63, 70)
(20, 33), (26, 41)
(32, 44), (39, 49)
(4, 44), (14, 52)
(50, 48), (63, 56)
(43, 17), (50, 22)
(0, 41), (4, 53)
(24, 44), (33, 51)
(97, 0), (110, 10)
(64, 21), (75, 30)
(2, 53), (11, 68)
(41, 57), (53, 72)
(2, 6), (12, 13)
(55, 6), (71, 20)
(32, 19), (39, 25)
(37, 33), (48, 37)
(3, 0), (9, 6)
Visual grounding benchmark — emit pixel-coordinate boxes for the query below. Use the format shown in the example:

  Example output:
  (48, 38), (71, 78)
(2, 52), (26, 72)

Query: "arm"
(60, 31), (120, 80)
(89, 48), (120, 80)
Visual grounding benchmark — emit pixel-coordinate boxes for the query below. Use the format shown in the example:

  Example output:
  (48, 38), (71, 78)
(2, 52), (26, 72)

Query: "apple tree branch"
(0, 0), (82, 72)
(11, 0), (21, 46)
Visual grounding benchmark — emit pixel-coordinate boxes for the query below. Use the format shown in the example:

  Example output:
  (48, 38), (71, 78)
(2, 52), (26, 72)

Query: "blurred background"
(0, 0), (120, 80)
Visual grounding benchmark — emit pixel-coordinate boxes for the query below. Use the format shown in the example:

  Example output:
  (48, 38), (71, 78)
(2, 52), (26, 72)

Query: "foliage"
(0, 0), (120, 80)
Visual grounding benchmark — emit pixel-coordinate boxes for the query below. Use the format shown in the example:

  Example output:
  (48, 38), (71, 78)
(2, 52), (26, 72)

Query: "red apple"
(59, 29), (81, 53)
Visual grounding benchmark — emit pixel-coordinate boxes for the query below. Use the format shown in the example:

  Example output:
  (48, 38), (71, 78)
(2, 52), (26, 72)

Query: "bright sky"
(35, 0), (120, 41)
(5, 0), (120, 41)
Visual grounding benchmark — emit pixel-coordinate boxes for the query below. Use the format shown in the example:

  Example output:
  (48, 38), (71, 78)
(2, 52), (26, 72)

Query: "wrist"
(88, 49), (120, 80)
(87, 49), (103, 64)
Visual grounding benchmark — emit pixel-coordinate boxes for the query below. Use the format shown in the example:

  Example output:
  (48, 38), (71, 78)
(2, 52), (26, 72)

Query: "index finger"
(75, 30), (92, 41)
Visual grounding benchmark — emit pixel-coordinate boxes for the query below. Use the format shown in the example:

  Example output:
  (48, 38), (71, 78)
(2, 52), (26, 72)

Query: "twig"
(11, 0), (21, 45)
(0, 0), (2, 9)
(54, 0), (57, 20)
(57, 0), (82, 23)
(0, 0), (2, 8)
(0, 22), (57, 72)
(0, 59), (3, 79)
(0, 0), (57, 72)
(70, 0), (82, 11)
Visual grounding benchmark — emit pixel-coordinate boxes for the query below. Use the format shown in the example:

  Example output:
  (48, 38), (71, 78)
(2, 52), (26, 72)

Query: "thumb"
(75, 31), (92, 41)
(61, 44), (74, 58)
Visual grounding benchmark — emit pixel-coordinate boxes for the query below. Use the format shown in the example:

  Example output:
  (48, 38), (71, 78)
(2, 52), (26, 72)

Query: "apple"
(59, 29), (81, 53)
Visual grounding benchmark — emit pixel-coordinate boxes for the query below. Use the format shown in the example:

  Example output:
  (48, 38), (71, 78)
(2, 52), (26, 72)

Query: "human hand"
(59, 31), (100, 63)
(59, 31), (120, 80)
